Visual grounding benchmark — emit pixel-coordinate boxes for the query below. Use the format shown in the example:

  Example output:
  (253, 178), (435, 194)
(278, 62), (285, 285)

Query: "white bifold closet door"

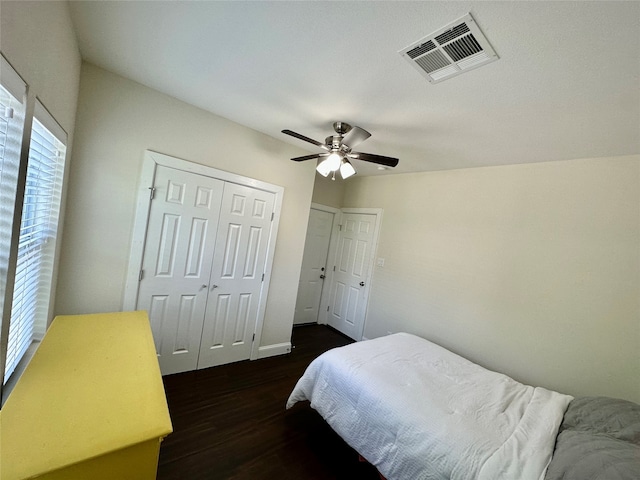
(136, 165), (275, 375)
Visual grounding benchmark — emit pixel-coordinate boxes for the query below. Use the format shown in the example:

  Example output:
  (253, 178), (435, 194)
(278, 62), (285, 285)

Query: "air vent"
(407, 40), (436, 59)
(399, 13), (498, 84)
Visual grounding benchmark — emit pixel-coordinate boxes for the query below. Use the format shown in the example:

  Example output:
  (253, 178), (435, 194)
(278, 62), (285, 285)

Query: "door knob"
(200, 284), (208, 290)
(210, 284), (218, 290)
(359, 281), (365, 287)
(319, 275), (326, 279)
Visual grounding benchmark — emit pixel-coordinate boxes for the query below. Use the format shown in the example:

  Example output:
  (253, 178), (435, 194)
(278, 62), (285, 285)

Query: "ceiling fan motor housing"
(333, 121), (352, 135)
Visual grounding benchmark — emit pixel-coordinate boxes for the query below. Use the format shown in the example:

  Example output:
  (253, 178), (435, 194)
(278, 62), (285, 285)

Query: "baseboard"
(257, 342), (292, 359)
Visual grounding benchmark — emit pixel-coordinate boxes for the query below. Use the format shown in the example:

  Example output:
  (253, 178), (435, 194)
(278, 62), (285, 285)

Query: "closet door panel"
(198, 183), (275, 369)
(136, 166), (224, 375)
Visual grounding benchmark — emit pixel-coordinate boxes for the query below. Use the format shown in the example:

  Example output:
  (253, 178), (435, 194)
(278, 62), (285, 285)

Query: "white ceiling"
(69, 1), (640, 176)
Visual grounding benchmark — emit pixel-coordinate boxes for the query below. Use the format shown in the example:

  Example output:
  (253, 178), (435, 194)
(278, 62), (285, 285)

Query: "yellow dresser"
(0, 311), (173, 480)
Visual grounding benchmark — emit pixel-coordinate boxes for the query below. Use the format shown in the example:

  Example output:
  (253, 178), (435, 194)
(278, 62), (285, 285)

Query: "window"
(0, 56), (27, 386)
(4, 104), (66, 383)
(0, 54), (68, 391)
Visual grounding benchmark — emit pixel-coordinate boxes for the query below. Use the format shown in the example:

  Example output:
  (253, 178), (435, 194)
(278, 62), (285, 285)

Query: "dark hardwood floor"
(157, 325), (381, 479)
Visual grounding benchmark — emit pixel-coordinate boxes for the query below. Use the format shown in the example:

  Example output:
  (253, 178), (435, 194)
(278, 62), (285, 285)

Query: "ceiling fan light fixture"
(340, 159), (356, 179)
(315, 160), (332, 177)
(316, 152), (343, 176)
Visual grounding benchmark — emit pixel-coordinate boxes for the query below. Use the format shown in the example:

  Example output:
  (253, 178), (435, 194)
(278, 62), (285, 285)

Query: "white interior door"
(293, 208), (334, 325)
(327, 212), (378, 340)
(197, 182), (275, 369)
(136, 165), (224, 375)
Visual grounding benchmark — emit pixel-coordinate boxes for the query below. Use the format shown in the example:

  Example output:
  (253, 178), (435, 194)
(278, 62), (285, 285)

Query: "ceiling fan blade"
(340, 126), (371, 149)
(349, 152), (399, 168)
(291, 153), (324, 162)
(282, 129), (330, 151)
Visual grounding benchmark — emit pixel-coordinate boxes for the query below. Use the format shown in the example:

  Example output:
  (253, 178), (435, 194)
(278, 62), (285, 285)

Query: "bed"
(286, 332), (640, 480)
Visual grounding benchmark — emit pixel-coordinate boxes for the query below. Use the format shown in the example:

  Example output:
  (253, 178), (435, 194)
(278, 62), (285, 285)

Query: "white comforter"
(286, 333), (572, 480)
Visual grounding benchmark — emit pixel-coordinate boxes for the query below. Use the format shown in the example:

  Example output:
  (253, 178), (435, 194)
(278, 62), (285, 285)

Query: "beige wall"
(56, 62), (315, 347)
(344, 155), (640, 403)
(312, 173), (346, 208)
(0, 1), (81, 136)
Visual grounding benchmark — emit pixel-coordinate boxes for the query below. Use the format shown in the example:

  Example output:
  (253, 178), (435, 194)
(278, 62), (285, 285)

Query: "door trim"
(310, 202), (339, 215)
(123, 150), (284, 361)
(321, 207), (382, 340)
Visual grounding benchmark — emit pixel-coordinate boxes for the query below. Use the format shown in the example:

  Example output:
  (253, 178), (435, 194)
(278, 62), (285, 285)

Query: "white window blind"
(0, 56), (27, 361)
(4, 101), (66, 383)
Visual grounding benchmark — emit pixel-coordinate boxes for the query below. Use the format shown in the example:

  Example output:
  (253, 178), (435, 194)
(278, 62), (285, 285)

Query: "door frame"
(319, 207), (382, 341)
(123, 150), (284, 361)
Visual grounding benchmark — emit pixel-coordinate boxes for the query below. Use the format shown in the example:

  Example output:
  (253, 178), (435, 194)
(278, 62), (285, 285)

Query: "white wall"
(56, 62), (315, 347)
(344, 155), (640, 403)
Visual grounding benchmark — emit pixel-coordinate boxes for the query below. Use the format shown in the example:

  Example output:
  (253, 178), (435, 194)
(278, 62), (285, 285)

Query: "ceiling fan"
(282, 122), (399, 180)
